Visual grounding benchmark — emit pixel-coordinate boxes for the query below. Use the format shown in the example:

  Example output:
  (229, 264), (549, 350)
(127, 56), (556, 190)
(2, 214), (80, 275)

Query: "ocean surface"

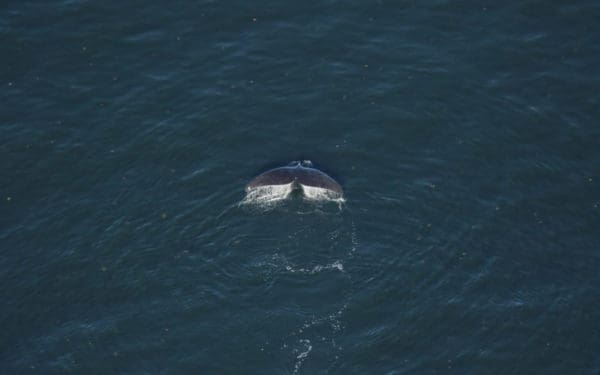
(2, 1), (600, 373)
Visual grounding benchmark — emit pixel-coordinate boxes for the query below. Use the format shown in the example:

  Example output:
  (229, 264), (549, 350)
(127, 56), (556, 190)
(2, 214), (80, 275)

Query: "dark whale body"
(246, 163), (343, 197)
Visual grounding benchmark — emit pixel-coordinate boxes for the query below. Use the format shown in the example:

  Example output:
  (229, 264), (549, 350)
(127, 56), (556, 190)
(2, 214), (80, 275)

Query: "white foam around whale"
(242, 183), (294, 205)
(242, 183), (345, 207)
(300, 184), (344, 202)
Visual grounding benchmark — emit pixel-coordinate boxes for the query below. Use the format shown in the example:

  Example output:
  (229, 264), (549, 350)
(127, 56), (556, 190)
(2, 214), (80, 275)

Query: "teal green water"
(2, 1), (600, 373)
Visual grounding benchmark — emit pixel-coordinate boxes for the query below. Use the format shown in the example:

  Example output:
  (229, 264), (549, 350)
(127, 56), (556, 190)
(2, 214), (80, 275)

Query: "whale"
(245, 161), (343, 201)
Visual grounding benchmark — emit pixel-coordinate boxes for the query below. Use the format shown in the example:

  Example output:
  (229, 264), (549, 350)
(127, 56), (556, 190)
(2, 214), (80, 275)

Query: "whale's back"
(246, 165), (343, 197)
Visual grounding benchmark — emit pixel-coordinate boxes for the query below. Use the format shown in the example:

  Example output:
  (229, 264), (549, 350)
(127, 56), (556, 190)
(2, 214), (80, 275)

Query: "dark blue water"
(2, 1), (600, 373)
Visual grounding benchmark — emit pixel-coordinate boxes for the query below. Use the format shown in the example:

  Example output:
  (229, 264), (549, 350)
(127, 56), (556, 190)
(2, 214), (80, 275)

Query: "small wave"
(285, 260), (345, 274)
(292, 339), (312, 374)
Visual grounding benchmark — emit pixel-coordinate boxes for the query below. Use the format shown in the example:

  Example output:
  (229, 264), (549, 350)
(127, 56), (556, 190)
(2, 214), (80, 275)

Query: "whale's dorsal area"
(245, 162), (343, 201)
